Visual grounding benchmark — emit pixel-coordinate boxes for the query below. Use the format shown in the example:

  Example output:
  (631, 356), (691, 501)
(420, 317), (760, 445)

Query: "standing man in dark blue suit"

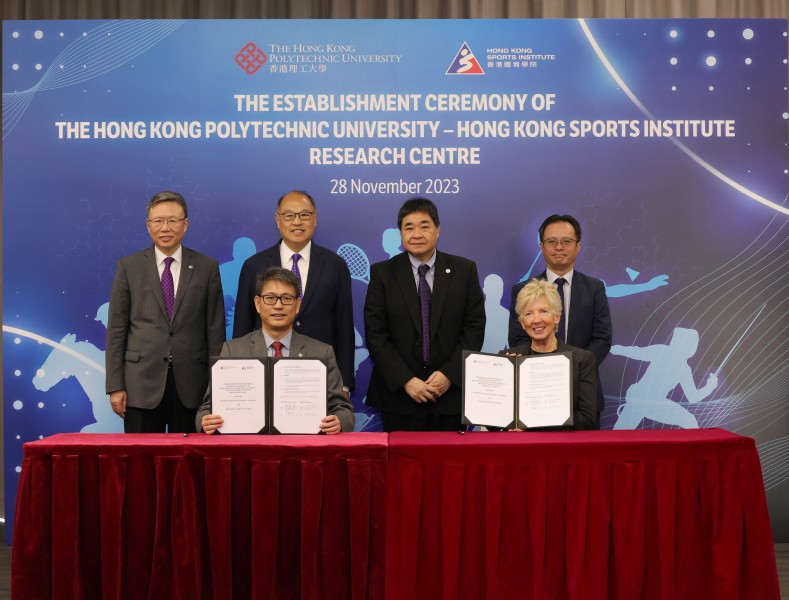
(233, 190), (355, 393)
(508, 214), (612, 427)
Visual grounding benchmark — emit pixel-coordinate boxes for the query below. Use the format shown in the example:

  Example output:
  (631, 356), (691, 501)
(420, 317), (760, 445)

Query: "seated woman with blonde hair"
(504, 278), (598, 430)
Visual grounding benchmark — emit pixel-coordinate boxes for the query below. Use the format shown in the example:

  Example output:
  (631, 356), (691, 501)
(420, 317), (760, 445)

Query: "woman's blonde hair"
(515, 278), (562, 317)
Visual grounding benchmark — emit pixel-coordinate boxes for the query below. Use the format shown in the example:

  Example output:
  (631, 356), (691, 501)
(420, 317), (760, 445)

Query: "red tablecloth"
(386, 429), (779, 600)
(12, 429), (780, 599)
(11, 433), (388, 600)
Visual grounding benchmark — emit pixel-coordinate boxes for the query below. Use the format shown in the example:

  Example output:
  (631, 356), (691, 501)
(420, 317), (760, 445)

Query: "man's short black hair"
(397, 197), (440, 230)
(538, 214), (582, 242)
(255, 267), (300, 297)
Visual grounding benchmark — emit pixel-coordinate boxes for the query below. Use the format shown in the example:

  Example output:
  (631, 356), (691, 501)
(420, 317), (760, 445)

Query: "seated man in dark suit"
(508, 214), (611, 426)
(197, 267), (354, 434)
(233, 190), (355, 394)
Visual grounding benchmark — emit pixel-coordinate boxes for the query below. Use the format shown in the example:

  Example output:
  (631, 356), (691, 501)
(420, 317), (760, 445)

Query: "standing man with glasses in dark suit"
(364, 198), (486, 432)
(508, 214), (612, 428)
(106, 190), (225, 433)
(233, 190), (355, 397)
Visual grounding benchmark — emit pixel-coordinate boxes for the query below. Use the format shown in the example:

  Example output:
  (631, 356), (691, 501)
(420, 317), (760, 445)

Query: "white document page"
(517, 354), (572, 428)
(272, 359), (326, 434)
(212, 359), (266, 434)
(463, 353), (515, 428)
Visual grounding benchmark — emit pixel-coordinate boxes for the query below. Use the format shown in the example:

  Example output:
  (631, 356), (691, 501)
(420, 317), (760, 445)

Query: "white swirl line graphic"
(578, 19), (788, 216)
(3, 325), (105, 373)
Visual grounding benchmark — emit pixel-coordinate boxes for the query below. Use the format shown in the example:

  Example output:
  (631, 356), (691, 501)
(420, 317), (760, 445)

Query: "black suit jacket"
(233, 241), (355, 389)
(503, 340), (598, 430)
(105, 246), (226, 409)
(364, 250), (486, 416)
(508, 270), (612, 413)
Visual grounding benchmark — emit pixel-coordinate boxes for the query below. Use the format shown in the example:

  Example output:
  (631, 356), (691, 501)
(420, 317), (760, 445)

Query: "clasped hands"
(404, 371), (451, 403)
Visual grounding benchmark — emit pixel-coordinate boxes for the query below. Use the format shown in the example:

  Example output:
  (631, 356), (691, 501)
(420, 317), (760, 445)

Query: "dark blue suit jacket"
(508, 270), (612, 413)
(233, 241), (355, 389)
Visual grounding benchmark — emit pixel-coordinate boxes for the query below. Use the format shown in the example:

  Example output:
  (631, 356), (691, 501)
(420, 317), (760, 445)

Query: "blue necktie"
(418, 264), (431, 365)
(555, 277), (567, 342)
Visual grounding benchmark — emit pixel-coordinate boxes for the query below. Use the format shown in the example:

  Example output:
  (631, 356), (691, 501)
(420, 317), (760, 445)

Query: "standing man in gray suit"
(197, 267), (354, 434)
(106, 191), (225, 433)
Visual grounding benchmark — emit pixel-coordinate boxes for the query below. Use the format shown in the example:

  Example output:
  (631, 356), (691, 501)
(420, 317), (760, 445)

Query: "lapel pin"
(445, 268), (451, 273)
(298, 352), (304, 357)
(188, 265), (194, 269)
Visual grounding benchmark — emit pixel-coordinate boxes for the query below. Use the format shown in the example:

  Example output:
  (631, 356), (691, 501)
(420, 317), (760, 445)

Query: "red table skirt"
(12, 433), (388, 600)
(386, 430), (780, 600)
(12, 429), (780, 599)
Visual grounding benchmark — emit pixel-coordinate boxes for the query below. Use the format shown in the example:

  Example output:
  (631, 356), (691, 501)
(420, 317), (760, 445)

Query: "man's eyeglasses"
(278, 211), (314, 222)
(257, 294), (298, 305)
(541, 237), (578, 248)
(147, 218), (187, 228)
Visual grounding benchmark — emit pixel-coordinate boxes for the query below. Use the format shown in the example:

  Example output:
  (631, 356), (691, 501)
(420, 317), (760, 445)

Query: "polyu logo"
(236, 42), (267, 74)
(446, 42), (484, 75)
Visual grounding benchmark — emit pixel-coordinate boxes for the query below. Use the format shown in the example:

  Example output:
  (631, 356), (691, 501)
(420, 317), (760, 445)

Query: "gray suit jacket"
(105, 245), (226, 410)
(195, 330), (355, 433)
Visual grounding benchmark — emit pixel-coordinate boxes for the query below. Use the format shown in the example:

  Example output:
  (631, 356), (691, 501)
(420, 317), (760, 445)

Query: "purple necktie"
(555, 277), (566, 342)
(162, 257), (175, 320)
(418, 264), (431, 365)
(291, 253), (302, 297)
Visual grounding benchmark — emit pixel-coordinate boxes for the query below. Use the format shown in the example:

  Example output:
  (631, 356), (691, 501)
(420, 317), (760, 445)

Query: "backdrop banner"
(3, 18), (788, 542)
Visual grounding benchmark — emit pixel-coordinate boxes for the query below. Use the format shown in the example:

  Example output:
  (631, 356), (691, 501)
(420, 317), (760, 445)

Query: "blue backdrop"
(3, 18), (788, 542)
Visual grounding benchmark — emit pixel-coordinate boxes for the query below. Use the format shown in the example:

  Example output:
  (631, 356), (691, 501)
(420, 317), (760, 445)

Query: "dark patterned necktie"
(555, 277), (566, 342)
(162, 257), (175, 320)
(291, 253), (302, 297)
(418, 264), (431, 365)
(271, 341), (284, 357)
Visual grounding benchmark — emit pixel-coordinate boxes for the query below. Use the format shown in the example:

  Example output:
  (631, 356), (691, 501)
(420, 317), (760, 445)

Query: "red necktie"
(271, 341), (284, 357)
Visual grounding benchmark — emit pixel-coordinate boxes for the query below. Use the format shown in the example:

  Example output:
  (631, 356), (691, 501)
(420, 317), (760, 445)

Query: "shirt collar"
(408, 250), (437, 271)
(261, 329), (294, 353)
(280, 240), (312, 264)
(546, 268), (574, 285)
(154, 245), (183, 266)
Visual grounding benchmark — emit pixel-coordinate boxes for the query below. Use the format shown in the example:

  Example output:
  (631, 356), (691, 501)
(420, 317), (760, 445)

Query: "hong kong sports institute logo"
(236, 42), (267, 74)
(446, 42), (484, 75)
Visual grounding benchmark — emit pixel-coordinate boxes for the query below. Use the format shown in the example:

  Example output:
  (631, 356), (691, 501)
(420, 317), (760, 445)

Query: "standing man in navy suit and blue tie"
(233, 190), (355, 395)
(508, 214), (612, 427)
(364, 198), (486, 432)
(106, 191), (225, 433)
